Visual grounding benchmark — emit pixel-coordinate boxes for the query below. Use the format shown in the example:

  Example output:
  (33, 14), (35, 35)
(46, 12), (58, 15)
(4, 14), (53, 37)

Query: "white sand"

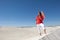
(0, 26), (60, 40)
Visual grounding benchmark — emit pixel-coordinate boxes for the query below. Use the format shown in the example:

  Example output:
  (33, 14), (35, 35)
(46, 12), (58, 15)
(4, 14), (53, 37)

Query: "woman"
(36, 11), (46, 35)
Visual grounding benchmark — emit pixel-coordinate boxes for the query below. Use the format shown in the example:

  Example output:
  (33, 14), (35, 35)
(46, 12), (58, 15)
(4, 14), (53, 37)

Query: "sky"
(0, 0), (60, 27)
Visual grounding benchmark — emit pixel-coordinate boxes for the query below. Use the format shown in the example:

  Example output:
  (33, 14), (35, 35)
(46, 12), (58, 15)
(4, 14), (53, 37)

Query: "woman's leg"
(37, 24), (41, 35)
(40, 23), (46, 34)
(44, 29), (46, 34)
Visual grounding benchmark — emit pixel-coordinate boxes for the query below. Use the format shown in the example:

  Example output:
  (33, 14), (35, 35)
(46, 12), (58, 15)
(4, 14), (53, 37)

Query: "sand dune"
(0, 26), (60, 40)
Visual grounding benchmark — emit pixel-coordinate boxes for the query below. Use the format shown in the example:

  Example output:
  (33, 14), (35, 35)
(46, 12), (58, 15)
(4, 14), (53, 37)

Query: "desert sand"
(0, 26), (60, 40)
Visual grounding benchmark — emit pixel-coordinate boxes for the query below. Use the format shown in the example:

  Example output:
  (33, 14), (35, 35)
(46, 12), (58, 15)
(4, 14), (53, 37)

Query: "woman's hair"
(38, 11), (42, 16)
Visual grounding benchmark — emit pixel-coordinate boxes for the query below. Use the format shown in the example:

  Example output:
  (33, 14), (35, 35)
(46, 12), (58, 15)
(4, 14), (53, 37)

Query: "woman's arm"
(41, 11), (45, 19)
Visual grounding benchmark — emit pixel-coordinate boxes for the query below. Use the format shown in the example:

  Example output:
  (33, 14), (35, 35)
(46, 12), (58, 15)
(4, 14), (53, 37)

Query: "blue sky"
(0, 0), (60, 27)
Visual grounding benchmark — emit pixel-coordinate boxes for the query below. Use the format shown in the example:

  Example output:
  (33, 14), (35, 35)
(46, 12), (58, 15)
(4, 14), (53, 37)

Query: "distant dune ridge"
(0, 26), (60, 40)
